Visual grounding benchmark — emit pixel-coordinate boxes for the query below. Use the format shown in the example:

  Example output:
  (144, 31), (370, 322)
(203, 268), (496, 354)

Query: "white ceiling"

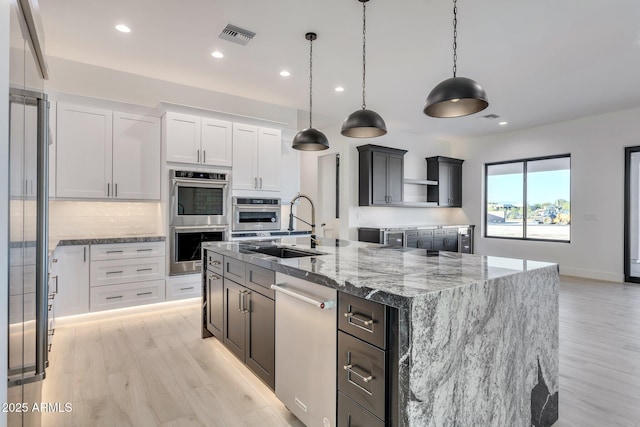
(38, 0), (640, 141)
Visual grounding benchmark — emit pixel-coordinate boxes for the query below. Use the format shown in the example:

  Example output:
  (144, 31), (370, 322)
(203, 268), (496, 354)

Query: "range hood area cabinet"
(56, 103), (161, 200)
(426, 156), (464, 207)
(164, 112), (233, 167)
(357, 144), (407, 206)
(232, 124), (282, 193)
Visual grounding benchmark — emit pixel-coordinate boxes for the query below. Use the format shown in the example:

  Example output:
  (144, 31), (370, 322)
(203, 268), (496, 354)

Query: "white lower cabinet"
(54, 245), (90, 317)
(89, 242), (166, 312)
(166, 274), (201, 301)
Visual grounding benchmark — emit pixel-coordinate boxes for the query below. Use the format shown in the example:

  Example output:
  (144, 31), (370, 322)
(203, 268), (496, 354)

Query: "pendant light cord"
(452, 0), (458, 77)
(361, 1), (367, 110)
(309, 37), (313, 128)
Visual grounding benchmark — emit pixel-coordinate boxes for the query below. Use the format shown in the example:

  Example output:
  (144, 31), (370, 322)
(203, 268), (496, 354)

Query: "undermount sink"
(248, 246), (324, 259)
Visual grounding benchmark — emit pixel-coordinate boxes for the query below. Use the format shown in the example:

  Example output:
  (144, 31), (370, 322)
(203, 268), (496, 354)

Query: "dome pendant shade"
(341, 109), (387, 138)
(292, 127), (329, 151)
(423, 76), (488, 118)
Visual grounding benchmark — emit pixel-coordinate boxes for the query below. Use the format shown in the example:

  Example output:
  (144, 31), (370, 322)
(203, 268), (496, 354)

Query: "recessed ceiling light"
(115, 24), (131, 33)
(499, 121), (508, 126)
(335, 86), (345, 92)
(280, 70), (291, 77)
(211, 51), (224, 59)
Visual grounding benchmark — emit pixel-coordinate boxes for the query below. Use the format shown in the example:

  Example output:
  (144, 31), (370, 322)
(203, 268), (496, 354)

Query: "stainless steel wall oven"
(170, 170), (229, 227)
(170, 226), (226, 275)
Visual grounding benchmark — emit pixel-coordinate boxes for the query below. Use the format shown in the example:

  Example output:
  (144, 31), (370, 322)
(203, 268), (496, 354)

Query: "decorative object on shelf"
(293, 32), (329, 151)
(423, 0), (489, 118)
(341, 0), (387, 138)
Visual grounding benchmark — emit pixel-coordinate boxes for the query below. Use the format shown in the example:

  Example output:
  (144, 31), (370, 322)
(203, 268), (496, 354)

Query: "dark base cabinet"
(206, 270), (224, 337)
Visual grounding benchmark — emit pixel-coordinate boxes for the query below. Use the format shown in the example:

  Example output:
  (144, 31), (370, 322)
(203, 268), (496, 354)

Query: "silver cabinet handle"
(107, 182), (110, 197)
(271, 284), (335, 309)
(180, 286), (195, 291)
(115, 183), (118, 197)
(344, 311), (375, 327)
(83, 247), (86, 262)
(203, 150), (206, 163)
(48, 275), (58, 295)
(137, 248), (153, 252)
(197, 149), (200, 163)
(238, 291), (243, 312)
(343, 364), (373, 383)
(254, 177), (258, 189)
(136, 268), (153, 272)
(210, 260), (221, 265)
(106, 250), (123, 254)
(106, 295), (123, 300)
(259, 177), (262, 189)
(106, 270), (123, 275)
(137, 291), (153, 297)
(239, 290), (250, 313)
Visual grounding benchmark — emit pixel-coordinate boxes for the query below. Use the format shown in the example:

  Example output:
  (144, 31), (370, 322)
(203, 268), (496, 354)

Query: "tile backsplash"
(49, 201), (163, 239)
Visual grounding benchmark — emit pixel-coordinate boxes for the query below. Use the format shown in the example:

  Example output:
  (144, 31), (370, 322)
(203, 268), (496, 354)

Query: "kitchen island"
(202, 238), (559, 427)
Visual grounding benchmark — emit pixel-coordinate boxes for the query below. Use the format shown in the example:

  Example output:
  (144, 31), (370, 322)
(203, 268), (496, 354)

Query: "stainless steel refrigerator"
(7, 0), (50, 425)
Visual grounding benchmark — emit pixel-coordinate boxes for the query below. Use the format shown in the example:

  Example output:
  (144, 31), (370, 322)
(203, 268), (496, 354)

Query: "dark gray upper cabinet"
(358, 145), (407, 206)
(426, 156), (464, 207)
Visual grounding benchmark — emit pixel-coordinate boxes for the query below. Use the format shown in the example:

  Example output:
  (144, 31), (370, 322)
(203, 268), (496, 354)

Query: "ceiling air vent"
(480, 113), (500, 120)
(219, 24), (256, 46)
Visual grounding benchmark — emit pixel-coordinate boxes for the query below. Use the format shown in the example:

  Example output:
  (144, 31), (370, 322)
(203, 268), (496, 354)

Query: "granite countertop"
(357, 224), (474, 231)
(48, 235), (165, 255)
(203, 238), (555, 308)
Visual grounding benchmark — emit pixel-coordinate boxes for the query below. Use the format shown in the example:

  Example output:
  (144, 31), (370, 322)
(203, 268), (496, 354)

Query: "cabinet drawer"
(338, 331), (387, 421)
(166, 274), (201, 301)
(245, 263), (275, 299)
(338, 391), (384, 427)
(446, 228), (458, 237)
(418, 229), (434, 237)
(90, 256), (164, 287)
(223, 256), (245, 285)
(90, 241), (165, 261)
(405, 231), (418, 239)
(338, 293), (387, 349)
(207, 251), (223, 275)
(90, 279), (165, 312)
(433, 229), (446, 237)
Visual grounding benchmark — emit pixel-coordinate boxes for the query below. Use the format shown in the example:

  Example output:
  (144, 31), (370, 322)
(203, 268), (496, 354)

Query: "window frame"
(484, 154), (571, 243)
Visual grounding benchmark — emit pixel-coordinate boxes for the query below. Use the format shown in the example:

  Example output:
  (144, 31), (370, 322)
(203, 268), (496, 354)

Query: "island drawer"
(339, 293), (387, 349)
(207, 251), (223, 274)
(338, 391), (384, 427)
(338, 331), (387, 421)
(223, 256), (245, 285)
(245, 264), (275, 299)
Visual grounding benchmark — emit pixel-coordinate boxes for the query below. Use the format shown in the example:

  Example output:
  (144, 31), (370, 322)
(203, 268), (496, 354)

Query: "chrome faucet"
(288, 193), (318, 248)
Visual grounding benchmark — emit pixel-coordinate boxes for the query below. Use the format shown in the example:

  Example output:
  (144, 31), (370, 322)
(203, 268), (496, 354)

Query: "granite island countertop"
(202, 237), (556, 309)
(203, 237), (560, 427)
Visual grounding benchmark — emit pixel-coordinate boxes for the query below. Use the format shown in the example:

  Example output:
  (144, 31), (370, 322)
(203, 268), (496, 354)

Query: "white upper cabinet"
(56, 103), (113, 199)
(165, 112), (232, 167)
(232, 123), (282, 193)
(112, 112), (161, 200)
(56, 103), (160, 200)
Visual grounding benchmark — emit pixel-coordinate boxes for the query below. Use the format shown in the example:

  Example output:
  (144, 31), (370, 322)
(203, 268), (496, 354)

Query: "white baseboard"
(559, 266), (624, 283)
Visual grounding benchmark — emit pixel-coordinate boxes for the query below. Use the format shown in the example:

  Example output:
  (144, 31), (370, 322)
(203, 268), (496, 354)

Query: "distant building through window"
(485, 155), (571, 242)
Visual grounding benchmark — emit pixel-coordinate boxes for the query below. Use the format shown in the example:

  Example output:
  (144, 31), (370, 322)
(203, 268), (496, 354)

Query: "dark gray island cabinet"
(202, 239), (560, 427)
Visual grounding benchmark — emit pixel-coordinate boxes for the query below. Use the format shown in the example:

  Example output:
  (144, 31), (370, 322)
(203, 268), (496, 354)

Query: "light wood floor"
(42, 277), (640, 427)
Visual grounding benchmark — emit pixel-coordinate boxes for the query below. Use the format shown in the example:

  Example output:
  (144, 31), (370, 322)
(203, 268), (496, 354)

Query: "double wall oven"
(169, 170), (229, 275)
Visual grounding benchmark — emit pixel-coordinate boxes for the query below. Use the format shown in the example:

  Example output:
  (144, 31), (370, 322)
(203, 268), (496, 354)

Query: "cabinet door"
(112, 112), (161, 200)
(232, 123), (258, 190)
(201, 118), (232, 167)
(165, 112), (200, 164)
(257, 127), (282, 192)
(245, 290), (275, 390)
(56, 103), (112, 198)
(55, 245), (90, 317)
(207, 271), (224, 337)
(438, 161), (451, 206)
(223, 279), (246, 361)
(387, 154), (404, 204)
(448, 161), (462, 207)
(371, 152), (388, 205)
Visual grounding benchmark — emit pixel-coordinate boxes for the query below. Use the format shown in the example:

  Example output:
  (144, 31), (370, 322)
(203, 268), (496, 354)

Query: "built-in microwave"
(232, 197), (281, 231)
(170, 170), (229, 227)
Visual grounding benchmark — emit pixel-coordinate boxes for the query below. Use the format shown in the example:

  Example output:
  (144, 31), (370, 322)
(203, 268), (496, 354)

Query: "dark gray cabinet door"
(438, 161), (451, 206)
(371, 152), (388, 205)
(223, 279), (246, 361)
(449, 161), (462, 207)
(338, 391), (385, 427)
(245, 290), (275, 390)
(388, 154), (404, 204)
(426, 156), (463, 207)
(207, 271), (224, 337)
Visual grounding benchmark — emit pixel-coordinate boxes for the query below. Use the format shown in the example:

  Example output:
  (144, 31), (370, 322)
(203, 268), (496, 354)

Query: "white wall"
(452, 107), (640, 282)
(0, 0), (9, 421)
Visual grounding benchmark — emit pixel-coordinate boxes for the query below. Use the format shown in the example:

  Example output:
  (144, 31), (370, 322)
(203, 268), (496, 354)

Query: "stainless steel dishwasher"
(272, 273), (337, 427)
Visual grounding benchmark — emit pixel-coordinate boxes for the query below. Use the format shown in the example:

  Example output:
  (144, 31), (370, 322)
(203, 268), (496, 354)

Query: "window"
(485, 155), (570, 242)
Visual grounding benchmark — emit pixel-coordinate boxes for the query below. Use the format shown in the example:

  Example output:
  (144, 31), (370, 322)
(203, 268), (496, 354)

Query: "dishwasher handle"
(270, 284), (335, 310)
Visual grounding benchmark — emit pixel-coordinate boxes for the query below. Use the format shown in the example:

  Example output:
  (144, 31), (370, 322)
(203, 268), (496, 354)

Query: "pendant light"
(423, 0), (488, 118)
(293, 33), (329, 151)
(341, 0), (387, 138)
